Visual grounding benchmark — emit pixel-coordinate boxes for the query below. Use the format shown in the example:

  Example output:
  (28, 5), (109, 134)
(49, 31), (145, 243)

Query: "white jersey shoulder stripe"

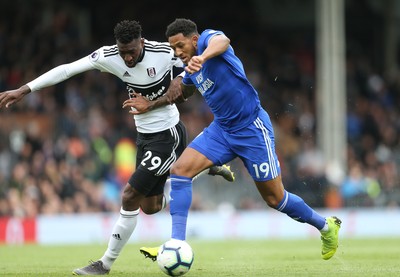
(103, 47), (118, 57)
(144, 42), (171, 49)
(104, 46), (118, 52)
(145, 48), (170, 54)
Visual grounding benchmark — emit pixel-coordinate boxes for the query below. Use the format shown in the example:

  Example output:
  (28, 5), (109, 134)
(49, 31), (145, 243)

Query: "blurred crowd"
(0, 1), (399, 217)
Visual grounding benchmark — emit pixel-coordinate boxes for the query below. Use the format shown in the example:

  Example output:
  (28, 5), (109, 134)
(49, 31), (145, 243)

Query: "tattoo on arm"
(181, 84), (196, 100)
(146, 79), (197, 109)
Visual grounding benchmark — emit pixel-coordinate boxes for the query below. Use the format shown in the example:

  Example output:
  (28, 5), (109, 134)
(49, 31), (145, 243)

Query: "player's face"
(168, 33), (197, 64)
(117, 38), (144, 68)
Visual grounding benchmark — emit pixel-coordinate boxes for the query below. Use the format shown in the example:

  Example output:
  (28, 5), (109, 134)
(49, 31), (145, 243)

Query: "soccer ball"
(157, 239), (194, 276)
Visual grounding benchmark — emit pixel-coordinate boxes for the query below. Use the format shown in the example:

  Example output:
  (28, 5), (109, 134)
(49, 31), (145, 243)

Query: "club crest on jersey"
(147, 67), (156, 77)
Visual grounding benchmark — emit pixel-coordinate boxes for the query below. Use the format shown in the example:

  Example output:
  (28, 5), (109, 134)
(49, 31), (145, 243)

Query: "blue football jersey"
(182, 29), (261, 132)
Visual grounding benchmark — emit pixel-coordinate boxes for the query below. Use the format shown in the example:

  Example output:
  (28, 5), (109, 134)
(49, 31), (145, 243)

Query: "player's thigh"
(136, 122), (185, 177)
(127, 170), (166, 214)
(132, 125), (183, 195)
(129, 167), (168, 197)
(171, 147), (214, 177)
(187, 122), (236, 167)
(231, 112), (281, 181)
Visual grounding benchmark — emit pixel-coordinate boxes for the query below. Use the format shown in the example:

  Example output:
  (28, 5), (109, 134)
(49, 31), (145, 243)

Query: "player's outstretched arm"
(0, 64), (80, 109)
(0, 85), (31, 109)
(0, 58), (96, 110)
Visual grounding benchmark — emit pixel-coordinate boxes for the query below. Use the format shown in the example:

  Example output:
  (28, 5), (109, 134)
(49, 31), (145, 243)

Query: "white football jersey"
(26, 39), (182, 133)
(88, 40), (182, 133)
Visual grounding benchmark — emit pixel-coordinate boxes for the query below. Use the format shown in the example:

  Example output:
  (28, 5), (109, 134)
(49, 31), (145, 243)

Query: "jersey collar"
(136, 47), (145, 63)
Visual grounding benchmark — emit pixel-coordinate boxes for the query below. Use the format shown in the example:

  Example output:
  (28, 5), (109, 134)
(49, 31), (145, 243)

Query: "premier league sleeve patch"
(89, 50), (100, 62)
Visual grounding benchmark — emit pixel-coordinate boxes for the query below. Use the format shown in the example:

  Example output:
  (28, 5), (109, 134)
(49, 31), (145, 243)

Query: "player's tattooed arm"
(153, 76), (196, 105)
(159, 79), (196, 104)
(180, 84), (196, 101)
(163, 79), (196, 104)
(122, 76), (195, 115)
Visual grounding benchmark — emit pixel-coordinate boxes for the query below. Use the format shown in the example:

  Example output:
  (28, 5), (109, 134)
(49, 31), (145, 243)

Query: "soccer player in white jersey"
(139, 18), (342, 262)
(0, 20), (234, 275)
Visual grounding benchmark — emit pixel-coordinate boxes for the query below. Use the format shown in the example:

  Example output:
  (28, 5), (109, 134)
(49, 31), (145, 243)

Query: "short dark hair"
(165, 18), (198, 38)
(114, 20), (142, 43)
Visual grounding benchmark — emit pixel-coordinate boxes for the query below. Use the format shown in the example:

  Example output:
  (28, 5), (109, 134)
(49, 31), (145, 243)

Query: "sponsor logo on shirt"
(195, 73), (214, 95)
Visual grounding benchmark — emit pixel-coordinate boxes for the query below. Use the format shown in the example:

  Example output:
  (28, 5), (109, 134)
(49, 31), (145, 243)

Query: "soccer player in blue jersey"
(140, 18), (341, 261)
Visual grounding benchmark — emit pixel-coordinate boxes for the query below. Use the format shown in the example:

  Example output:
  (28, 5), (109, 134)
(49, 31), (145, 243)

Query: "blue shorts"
(189, 108), (281, 181)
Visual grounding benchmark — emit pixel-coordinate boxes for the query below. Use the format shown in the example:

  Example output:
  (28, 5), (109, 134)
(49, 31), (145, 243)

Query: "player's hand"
(122, 92), (152, 115)
(185, 56), (203, 74)
(0, 85), (30, 109)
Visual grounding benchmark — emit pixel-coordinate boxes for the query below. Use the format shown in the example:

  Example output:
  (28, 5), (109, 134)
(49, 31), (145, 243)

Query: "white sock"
(100, 208), (139, 269)
(162, 178), (172, 209)
(320, 219), (329, 232)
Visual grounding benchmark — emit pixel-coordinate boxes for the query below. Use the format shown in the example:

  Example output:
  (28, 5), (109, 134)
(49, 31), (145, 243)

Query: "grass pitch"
(1, 238), (399, 276)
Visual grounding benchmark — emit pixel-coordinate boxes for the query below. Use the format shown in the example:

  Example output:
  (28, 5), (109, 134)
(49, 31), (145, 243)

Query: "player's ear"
(192, 35), (199, 48)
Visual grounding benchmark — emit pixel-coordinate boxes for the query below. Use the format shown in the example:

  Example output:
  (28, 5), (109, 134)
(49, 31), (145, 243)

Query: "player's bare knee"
(140, 205), (161, 215)
(122, 193), (135, 209)
(257, 190), (281, 208)
(264, 197), (281, 209)
(140, 194), (163, 214)
(121, 184), (140, 210)
(170, 162), (185, 176)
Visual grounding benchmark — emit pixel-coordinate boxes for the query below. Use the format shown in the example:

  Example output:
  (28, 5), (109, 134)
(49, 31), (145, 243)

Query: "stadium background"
(0, 0), (400, 243)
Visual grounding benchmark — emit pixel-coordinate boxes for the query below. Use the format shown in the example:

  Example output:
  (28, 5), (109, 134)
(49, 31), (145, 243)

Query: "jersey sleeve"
(26, 56), (95, 92)
(198, 29), (224, 53)
(182, 73), (193, 85)
(86, 46), (112, 72)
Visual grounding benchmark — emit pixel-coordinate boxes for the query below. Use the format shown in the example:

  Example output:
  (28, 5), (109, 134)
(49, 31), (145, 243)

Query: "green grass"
(1, 238), (399, 276)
